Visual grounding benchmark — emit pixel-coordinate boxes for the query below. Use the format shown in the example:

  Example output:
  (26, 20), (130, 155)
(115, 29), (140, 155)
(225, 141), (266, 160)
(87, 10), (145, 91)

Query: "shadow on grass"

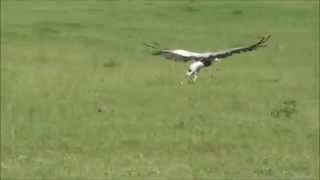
(103, 58), (120, 68)
(270, 99), (297, 118)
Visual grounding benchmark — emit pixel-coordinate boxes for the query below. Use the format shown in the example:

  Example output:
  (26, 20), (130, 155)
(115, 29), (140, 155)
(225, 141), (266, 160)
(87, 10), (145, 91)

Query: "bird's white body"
(186, 61), (205, 81)
(189, 61), (205, 72)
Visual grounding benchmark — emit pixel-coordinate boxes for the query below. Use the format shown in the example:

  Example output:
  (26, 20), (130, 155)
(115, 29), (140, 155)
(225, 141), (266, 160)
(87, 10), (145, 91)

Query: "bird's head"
(186, 69), (193, 77)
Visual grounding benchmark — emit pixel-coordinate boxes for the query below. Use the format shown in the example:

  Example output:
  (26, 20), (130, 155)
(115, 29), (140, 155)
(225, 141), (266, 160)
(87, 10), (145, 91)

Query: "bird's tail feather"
(143, 41), (161, 49)
(143, 41), (164, 55)
(143, 43), (158, 49)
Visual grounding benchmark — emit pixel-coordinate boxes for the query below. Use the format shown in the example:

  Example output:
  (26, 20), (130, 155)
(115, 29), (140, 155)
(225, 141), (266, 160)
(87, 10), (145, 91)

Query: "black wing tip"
(265, 34), (272, 40)
(260, 34), (272, 43)
(252, 34), (271, 49)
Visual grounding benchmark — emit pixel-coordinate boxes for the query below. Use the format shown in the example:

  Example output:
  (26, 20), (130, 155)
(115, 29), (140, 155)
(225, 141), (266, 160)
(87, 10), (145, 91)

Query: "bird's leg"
(192, 73), (198, 82)
(180, 73), (191, 85)
(180, 78), (186, 85)
(181, 70), (193, 85)
(187, 74), (194, 84)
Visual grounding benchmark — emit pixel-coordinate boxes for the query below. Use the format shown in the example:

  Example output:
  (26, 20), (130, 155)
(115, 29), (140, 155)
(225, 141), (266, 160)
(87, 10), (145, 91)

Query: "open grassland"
(1, 0), (319, 179)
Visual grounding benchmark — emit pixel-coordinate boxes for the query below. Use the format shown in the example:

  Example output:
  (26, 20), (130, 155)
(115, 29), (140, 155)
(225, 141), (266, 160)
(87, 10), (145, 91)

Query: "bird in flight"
(144, 35), (271, 83)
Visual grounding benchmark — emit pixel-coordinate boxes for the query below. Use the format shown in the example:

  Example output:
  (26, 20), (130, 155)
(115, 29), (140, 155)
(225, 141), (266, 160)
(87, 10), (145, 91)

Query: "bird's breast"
(189, 61), (205, 72)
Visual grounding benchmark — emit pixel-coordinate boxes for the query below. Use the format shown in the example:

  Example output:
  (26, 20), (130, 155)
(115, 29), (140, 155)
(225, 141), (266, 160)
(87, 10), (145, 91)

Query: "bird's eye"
(188, 69), (192, 72)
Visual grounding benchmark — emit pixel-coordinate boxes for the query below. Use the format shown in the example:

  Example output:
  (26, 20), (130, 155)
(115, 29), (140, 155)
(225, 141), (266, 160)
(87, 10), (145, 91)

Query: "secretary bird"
(144, 35), (271, 83)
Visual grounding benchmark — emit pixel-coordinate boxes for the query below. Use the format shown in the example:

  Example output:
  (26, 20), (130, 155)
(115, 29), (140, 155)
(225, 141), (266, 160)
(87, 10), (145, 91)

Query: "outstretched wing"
(204, 35), (271, 61)
(153, 49), (202, 62)
(144, 42), (201, 62)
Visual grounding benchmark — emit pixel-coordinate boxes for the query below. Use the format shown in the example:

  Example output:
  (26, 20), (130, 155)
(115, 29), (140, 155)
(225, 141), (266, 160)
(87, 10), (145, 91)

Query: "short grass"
(1, 0), (319, 179)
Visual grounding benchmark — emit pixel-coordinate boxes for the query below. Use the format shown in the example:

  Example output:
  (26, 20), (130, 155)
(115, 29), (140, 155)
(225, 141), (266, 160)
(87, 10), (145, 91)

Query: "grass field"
(1, 0), (319, 179)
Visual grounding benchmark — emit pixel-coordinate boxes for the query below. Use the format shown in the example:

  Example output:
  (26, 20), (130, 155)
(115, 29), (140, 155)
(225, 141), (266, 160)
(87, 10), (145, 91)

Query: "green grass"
(1, 0), (319, 179)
